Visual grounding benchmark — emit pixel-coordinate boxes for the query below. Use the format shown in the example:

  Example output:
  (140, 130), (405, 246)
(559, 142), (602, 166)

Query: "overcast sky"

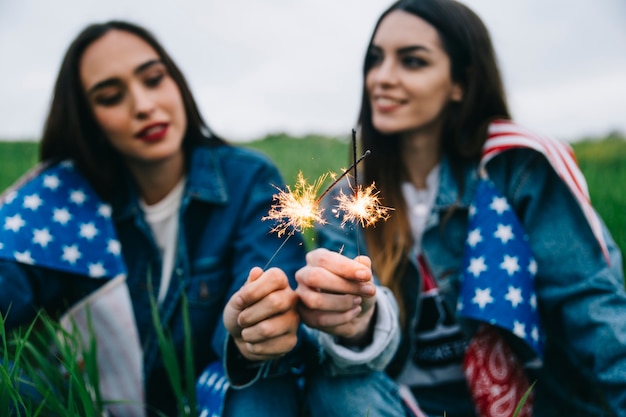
(1, 0), (625, 142)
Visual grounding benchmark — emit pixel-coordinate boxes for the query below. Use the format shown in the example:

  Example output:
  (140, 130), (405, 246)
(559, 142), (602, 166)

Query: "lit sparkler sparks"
(262, 148), (380, 269)
(263, 171), (328, 238)
(334, 182), (392, 228)
(263, 151), (372, 238)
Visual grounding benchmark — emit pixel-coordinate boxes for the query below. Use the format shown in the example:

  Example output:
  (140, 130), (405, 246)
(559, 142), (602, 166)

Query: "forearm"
(312, 287), (400, 375)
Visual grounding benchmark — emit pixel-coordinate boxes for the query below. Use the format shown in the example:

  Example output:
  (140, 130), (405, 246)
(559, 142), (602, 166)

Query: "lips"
(372, 96), (405, 112)
(135, 123), (169, 142)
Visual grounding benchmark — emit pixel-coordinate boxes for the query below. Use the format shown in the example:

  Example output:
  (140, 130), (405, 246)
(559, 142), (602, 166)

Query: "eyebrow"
(369, 44), (430, 54)
(397, 45), (429, 54)
(86, 59), (164, 96)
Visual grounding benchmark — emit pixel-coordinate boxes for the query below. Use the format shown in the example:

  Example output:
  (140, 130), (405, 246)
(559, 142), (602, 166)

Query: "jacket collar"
(185, 145), (229, 204)
(112, 145), (229, 220)
(434, 154), (480, 211)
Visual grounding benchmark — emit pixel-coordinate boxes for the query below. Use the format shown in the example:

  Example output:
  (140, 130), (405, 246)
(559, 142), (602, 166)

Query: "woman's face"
(365, 10), (463, 136)
(80, 30), (187, 166)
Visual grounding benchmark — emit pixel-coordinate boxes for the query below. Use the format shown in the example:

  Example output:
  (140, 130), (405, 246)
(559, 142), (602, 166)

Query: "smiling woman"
(0, 20), (310, 417)
(302, 0), (626, 416)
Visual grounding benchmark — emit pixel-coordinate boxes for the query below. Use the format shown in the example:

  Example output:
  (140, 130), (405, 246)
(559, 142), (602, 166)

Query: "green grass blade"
(181, 292), (197, 415)
(512, 380), (536, 417)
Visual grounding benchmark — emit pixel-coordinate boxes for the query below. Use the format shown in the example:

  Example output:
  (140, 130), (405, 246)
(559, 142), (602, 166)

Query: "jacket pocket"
(187, 257), (229, 307)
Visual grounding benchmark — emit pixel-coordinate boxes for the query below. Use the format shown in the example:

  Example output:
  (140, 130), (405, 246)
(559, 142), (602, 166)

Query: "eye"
(402, 55), (427, 69)
(144, 72), (165, 88)
(94, 91), (123, 106)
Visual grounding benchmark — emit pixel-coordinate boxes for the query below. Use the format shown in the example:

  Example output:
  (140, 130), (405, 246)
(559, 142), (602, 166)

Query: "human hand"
(295, 248), (377, 344)
(223, 266), (299, 361)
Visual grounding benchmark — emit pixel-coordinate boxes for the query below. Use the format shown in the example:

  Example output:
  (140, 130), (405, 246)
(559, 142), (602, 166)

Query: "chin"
(372, 123), (403, 135)
(371, 116), (409, 135)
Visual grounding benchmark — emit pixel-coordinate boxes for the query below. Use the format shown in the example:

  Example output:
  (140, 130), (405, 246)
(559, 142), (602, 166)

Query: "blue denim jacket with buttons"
(317, 147), (626, 416)
(0, 143), (308, 415)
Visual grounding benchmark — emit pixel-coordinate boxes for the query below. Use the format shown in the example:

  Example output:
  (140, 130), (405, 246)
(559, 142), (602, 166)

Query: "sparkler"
(262, 127), (395, 269)
(262, 150), (371, 269)
(334, 183), (391, 228)
(264, 171), (328, 238)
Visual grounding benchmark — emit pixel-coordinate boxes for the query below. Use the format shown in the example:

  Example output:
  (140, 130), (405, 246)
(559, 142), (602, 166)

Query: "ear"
(450, 82), (464, 102)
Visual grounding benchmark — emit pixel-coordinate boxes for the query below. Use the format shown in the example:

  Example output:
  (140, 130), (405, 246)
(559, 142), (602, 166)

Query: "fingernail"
(353, 296), (362, 306)
(361, 284), (376, 296)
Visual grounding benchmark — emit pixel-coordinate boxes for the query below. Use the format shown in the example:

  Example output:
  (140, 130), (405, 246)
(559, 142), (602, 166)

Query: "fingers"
(237, 267), (291, 309)
(305, 248), (373, 283)
(296, 280), (362, 313)
(239, 308), (299, 345)
(235, 293), (299, 361)
(246, 266), (264, 283)
(296, 261), (376, 299)
(234, 307), (299, 361)
(227, 267), (300, 361)
(294, 248), (379, 339)
(237, 284), (298, 328)
(354, 255), (371, 270)
(298, 302), (361, 329)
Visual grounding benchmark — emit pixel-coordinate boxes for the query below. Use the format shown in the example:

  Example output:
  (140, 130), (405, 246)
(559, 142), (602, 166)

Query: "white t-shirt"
(401, 164), (440, 254)
(139, 177), (186, 304)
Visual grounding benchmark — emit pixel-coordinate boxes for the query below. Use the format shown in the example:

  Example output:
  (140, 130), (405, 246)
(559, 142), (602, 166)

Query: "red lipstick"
(135, 123), (169, 142)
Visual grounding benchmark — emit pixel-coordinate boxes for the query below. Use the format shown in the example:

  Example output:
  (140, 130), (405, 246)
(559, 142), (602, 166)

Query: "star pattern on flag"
(459, 178), (544, 357)
(197, 361), (230, 417)
(0, 161), (126, 280)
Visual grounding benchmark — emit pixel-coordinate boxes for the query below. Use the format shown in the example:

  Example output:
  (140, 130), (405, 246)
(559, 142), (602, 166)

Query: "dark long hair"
(358, 0), (510, 318)
(39, 20), (224, 200)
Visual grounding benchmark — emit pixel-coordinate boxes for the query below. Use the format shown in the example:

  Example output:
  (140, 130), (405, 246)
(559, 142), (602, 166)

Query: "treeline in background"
(1, 133), (625, 277)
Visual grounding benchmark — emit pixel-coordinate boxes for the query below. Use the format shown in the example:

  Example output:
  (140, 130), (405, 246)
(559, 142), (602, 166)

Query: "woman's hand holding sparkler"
(223, 266), (300, 362)
(295, 248), (377, 345)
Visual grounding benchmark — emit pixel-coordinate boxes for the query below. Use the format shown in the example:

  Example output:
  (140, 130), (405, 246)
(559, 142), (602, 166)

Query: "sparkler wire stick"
(315, 150), (371, 205)
(263, 231), (295, 271)
(351, 129), (362, 255)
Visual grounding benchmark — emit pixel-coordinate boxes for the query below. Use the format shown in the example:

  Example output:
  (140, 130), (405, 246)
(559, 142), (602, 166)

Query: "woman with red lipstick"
(299, 0), (626, 416)
(0, 20), (366, 417)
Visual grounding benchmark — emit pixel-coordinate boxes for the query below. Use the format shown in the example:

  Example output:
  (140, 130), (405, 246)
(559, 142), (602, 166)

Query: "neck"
(126, 152), (185, 205)
(401, 128), (441, 189)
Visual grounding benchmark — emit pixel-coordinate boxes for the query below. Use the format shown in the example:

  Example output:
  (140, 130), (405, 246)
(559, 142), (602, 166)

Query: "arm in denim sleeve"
(209, 149), (307, 387)
(489, 149), (626, 412)
(312, 181), (401, 374)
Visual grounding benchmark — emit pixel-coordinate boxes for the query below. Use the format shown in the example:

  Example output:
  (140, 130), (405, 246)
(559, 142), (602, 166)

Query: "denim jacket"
(317, 148), (626, 416)
(0, 143), (308, 415)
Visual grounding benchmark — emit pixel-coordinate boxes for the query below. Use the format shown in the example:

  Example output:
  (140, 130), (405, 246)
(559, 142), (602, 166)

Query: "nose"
(368, 57), (398, 87)
(130, 84), (155, 119)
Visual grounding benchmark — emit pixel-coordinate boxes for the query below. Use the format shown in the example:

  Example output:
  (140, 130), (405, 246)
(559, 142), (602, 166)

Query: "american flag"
(458, 118), (607, 359)
(456, 120), (608, 417)
(0, 161), (143, 416)
(458, 177), (543, 357)
(0, 161), (126, 279)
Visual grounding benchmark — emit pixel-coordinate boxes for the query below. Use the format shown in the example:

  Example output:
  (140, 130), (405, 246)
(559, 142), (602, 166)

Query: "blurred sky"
(1, 0), (625, 142)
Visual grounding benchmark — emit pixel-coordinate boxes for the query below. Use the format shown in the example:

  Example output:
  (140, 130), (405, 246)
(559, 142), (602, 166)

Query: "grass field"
(1, 134), (624, 265)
